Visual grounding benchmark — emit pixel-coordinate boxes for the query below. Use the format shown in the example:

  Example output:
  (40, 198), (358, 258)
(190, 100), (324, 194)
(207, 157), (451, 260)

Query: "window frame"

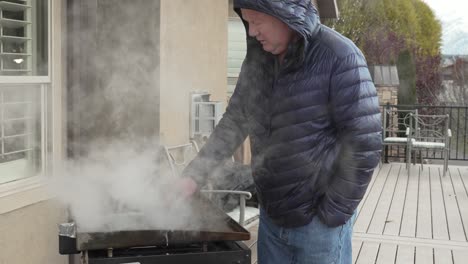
(0, 0), (55, 214)
(0, 0), (51, 83)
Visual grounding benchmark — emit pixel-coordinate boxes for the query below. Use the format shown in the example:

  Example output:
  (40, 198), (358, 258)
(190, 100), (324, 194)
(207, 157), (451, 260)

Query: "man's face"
(241, 9), (295, 57)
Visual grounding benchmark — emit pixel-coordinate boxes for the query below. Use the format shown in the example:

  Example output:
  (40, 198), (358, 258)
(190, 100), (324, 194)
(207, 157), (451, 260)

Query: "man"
(182, 0), (382, 263)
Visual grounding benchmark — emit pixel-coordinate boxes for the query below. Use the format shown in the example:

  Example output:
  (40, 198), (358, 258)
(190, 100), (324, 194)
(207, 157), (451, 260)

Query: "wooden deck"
(244, 163), (468, 264)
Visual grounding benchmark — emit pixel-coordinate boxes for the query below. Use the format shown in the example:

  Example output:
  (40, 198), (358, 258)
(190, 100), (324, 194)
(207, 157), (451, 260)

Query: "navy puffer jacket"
(185, 0), (382, 228)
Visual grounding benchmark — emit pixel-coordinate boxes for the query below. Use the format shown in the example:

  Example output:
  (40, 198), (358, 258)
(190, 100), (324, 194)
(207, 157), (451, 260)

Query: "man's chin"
(262, 47), (278, 55)
(262, 46), (284, 56)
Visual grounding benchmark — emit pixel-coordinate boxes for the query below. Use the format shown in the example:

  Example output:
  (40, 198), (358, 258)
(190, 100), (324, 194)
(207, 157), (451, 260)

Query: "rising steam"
(50, 142), (202, 233)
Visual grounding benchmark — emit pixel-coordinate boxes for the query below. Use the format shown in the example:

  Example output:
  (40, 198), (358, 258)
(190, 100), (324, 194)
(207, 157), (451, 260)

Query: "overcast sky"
(423, 0), (468, 54)
(423, 0), (468, 26)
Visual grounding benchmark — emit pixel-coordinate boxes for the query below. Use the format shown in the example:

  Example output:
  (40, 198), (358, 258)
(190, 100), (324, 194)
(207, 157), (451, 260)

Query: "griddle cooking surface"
(76, 195), (250, 250)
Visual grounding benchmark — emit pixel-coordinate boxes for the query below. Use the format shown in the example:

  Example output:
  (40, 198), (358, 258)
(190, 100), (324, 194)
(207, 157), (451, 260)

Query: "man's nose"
(248, 25), (258, 37)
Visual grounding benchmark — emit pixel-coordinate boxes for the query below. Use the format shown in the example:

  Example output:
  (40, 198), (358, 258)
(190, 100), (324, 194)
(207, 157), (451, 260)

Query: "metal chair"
(164, 141), (252, 225)
(382, 106), (418, 168)
(407, 114), (452, 177)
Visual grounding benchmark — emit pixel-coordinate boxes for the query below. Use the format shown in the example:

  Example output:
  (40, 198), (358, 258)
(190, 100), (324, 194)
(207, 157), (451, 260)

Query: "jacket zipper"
(268, 58), (281, 137)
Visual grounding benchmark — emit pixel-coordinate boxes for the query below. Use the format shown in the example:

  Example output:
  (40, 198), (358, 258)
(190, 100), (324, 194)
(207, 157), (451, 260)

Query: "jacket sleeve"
(182, 76), (249, 187)
(317, 52), (383, 227)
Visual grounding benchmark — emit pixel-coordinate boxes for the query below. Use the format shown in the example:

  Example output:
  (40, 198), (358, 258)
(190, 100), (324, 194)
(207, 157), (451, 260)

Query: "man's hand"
(175, 177), (198, 199)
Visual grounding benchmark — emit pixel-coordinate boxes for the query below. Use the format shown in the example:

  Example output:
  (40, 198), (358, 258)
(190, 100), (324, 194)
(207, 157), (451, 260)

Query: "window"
(227, 18), (246, 96)
(0, 84), (46, 184)
(0, 0), (49, 185)
(0, 0), (48, 76)
(190, 95), (224, 139)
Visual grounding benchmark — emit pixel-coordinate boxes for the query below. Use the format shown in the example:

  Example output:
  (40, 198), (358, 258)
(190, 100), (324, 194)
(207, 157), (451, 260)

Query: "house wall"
(94, 0), (161, 143)
(66, 0), (161, 150)
(159, 0), (228, 145)
(0, 200), (68, 264)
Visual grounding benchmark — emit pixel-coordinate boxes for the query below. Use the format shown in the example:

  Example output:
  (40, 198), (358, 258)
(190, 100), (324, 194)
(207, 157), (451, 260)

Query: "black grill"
(59, 194), (251, 264)
(82, 241), (250, 264)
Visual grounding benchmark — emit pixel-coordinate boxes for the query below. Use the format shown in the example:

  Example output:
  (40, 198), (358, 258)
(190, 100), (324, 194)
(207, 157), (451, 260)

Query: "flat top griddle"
(73, 194), (250, 251)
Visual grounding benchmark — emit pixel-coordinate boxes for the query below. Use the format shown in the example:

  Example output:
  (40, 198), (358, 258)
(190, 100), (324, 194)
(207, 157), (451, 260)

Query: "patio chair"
(382, 106), (418, 168)
(163, 141), (252, 225)
(407, 114), (452, 177)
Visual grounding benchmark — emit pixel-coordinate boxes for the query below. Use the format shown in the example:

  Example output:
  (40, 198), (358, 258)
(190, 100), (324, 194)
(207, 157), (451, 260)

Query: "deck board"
(415, 247), (434, 264)
(356, 242), (380, 264)
(354, 164), (392, 233)
(357, 166), (381, 214)
(400, 165), (420, 237)
(395, 245), (415, 264)
(375, 243), (397, 264)
(434, 248), (453, 264)
(352, 240), (363, 264)
(442, 168), (466, 241)
(460, 167), (468, 195)
(430, 166), (450, 240)
(449, 167), (468, 241)
(416, 165), (433, 239)
(368, 164), (400, 235)
(452, 249), (468, 264)
(384, 164), (408, 236)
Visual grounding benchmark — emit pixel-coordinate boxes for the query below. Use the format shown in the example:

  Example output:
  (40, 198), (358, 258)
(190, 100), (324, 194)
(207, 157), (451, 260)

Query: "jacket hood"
(234, 0), (321, 41)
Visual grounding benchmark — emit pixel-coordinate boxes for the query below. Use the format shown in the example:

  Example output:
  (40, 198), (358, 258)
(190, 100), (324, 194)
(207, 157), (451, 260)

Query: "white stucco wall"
(159, 0), (228, 145)
(0, 200), (68, 264)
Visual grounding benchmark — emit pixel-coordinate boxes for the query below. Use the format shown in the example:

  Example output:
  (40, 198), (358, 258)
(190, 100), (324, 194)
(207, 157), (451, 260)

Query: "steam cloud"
(51, 142), (201, 233)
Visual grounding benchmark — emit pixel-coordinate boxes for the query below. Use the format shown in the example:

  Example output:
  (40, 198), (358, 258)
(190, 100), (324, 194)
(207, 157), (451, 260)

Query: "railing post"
(384, 103), (390, 163)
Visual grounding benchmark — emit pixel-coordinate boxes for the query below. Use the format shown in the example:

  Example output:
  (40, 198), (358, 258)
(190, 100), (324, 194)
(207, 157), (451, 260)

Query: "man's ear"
(292, 31), (300, 43)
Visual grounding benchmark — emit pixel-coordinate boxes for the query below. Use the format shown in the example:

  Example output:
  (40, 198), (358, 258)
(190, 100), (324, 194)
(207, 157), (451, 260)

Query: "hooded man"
(182, 0), (382, 263)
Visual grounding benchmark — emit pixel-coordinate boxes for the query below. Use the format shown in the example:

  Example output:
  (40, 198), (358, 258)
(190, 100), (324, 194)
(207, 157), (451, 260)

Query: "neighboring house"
(0, 1), (338, 263)
(441, 55), (468, 85)
(369, 65), (400, 106)
(440, 55), (468, 105)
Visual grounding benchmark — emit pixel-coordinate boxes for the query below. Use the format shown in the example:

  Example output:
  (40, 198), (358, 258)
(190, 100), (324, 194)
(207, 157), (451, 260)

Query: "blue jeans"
(258, 209), (356, 264)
